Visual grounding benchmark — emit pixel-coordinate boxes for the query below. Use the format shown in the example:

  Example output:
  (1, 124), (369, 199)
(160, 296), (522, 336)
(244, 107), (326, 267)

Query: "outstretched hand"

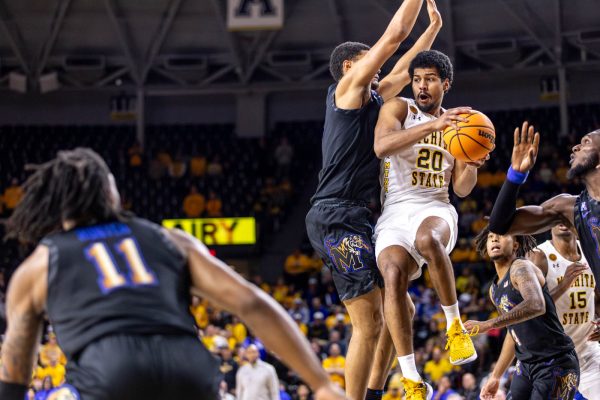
(511, 121), (540, 173)
(426, 0), (442, 28)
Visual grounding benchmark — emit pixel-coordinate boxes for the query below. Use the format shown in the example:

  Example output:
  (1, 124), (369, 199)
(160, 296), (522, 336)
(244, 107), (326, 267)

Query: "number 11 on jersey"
(86, 238), (158, 293)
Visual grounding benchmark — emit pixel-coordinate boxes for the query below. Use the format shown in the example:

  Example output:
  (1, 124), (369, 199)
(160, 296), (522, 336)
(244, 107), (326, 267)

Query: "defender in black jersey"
(488, 123), (600, 286)
(305, 1), (446, 399)
(464, 228), (579, 400)
(0, 149), (345, 400)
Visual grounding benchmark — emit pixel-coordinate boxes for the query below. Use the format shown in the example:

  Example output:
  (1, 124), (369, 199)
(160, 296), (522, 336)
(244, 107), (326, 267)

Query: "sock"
(442, 302), (462, 331)
(398, 354), (421, 382)
(365, 388), (384, 400)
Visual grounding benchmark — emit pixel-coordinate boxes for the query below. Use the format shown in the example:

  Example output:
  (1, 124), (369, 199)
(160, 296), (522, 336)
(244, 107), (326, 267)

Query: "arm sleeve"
(489, 180), (522, 234)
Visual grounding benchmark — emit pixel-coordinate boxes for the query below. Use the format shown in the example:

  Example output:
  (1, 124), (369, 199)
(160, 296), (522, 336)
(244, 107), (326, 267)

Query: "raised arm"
(0, 246), (48, 400)
(378, 0), (443, 101)
(166, 229), (345, 400)
(374, 98), (471, 158)
(489, 122), (577, 235)
(335, 0), (423, 109)
(480, 334), (515, 400)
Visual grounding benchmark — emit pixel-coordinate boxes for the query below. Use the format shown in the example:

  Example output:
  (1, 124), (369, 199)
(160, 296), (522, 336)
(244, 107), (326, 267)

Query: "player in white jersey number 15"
(529, 224), (600, 400)
(373, 50), (488, 398)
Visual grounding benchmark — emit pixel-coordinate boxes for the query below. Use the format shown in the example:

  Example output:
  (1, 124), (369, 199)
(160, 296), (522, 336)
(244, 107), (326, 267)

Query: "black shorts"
(306, 199), (383, 302)
(66, 334), (221, 400)
(509, 349), (580, 400)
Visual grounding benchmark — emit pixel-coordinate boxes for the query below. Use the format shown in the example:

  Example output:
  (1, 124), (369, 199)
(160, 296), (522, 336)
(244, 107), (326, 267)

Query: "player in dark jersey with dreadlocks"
(488, 122), (600, 287)
(0, 148), (345, 400)
(464, 227), (579, 400)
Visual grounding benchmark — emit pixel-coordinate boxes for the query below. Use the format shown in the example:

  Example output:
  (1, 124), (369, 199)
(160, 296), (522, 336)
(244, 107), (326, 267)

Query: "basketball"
(443, 111), (495, 162)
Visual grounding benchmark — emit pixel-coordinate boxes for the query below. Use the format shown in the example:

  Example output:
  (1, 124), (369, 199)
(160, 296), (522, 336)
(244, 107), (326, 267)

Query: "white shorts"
(578, 344), (600, 399)
(374, 200), (458, 280)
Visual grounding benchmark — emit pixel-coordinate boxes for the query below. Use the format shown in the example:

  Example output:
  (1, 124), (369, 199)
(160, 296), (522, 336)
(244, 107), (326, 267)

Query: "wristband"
(507, 166), (529, 184)
(0, 381), (28, 400)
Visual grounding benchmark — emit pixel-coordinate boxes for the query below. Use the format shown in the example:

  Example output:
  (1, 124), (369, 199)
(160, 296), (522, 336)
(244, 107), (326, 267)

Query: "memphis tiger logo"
(325, 234), (371, 273)
(496, 294), (516, 314)
(550, 369), (578, 399)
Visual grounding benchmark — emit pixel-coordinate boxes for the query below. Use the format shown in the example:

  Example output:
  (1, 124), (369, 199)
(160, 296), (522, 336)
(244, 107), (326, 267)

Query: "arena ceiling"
(0, 0), (600, 96)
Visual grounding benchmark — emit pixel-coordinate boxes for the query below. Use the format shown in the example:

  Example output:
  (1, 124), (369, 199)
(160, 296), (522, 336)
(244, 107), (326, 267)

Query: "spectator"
(26, 388), (35, 400)
(219, 380), (236, 400)
(280, 381), (293, 400)
(236, 344), (279, 400)
(219, 344), (239, 393)
(168, 155), (187, 178)
(128, 141), (143, 167)
(183, 186), (206, 217)
(148, 154), (164, 180)
(322, 343), (345, 389)
(308, 311), (329, 343)
(423, 347), (455, 384)
(431, 376), (458, 400)
(293, 312), (309, 336)
(228, 315), (247, 344)
(190, 296), (209, 329)
(206, 191), (223, 217)
(3, 178), (23, 211)
(274, 137), (294, 177)
(207, 156), (224, 177)
(35, 377), (53, 400)
(35, 355), (65, 388)
(156, 149), (173, 169)
(39, 332), (67, 367)
(460, 372), (479, 400)
(382, 374), (403, 400)
(296, 384), (312, 400)
(190, 152), (208, 177)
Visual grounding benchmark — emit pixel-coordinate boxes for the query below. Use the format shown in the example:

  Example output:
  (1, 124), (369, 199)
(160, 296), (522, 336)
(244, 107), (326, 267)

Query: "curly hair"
(5, 148), (129, 243)
(408, 50), (454, 87)
(475, 226), (537, 259)
(329, 41), (370, 82)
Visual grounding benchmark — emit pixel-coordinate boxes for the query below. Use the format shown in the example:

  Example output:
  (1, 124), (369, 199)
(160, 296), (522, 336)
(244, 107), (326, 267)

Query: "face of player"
(343, 50), (380, 90)
(567, 131), (600, 179)
(486, 232), (518, 261)
(411, 67), (449, 114)
(551, 223), (574, 240)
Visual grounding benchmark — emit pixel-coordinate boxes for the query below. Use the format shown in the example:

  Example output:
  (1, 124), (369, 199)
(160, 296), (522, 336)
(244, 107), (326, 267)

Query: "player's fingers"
(514, 126), (520, 145)
(521, 121), (529, 143)
(532, 132), (541, 151)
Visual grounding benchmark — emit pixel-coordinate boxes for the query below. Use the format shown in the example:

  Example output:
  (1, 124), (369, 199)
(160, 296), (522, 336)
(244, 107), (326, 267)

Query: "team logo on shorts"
(550, 369), (578, 399)
(325, 234), (371, 273)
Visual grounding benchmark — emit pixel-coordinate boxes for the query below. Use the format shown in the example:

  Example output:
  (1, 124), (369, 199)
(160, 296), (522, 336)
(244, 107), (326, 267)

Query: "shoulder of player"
(380, 96), (409, 116)
(527, 248), (549, 276)
(509, 259), (539, 281)
(8, 245), (49, 314)
(163, 227), (210, 259)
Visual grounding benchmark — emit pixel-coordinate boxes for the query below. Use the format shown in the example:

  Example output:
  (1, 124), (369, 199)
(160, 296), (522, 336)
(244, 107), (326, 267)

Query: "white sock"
(398, 354), (421, 382)
(442, 302), (462, 331)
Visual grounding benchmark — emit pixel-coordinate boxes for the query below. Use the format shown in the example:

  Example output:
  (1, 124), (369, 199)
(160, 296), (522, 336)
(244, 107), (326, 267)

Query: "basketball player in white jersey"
(529, 224), (600, 400)
(373, 50), (485, 399)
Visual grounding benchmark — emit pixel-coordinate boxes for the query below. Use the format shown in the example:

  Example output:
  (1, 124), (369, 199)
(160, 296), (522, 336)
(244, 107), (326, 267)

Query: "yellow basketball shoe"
(445, 317), (478, 365)
(400, 377), (433, 400)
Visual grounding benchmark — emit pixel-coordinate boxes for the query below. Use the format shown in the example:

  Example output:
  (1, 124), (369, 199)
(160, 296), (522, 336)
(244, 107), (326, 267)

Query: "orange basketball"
(442, 111), (495, 162)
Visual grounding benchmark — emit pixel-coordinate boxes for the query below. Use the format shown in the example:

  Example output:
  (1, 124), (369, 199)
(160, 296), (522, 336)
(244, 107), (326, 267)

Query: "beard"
(567, 152), (599, 179)
(416, 99), (440, 114)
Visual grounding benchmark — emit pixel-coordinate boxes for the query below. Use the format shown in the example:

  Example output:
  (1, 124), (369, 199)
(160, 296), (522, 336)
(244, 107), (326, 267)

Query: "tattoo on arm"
(0, 312), (42, 384)
(488, 263), (545, 330)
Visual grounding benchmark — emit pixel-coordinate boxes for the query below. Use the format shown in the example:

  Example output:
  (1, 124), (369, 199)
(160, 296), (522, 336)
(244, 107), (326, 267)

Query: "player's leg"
(378, 245), (432, 398)
(509, 362), (535, 400)
(414, 215), (476, 365)
(343, 287), (384, 400)
(366, 288), (415, 400)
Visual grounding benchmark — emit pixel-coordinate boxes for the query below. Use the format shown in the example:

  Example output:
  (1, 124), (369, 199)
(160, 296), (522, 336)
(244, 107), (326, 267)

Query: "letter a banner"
(227, 0), (284, 31)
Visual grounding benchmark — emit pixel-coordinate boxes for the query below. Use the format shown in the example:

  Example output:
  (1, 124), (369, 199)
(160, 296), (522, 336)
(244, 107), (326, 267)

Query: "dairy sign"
(162, 217), (257, 246)
(227, 0), (283, 31)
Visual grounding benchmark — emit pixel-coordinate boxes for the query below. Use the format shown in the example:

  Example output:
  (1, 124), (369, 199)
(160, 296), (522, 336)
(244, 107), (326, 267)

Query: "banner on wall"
(227, 0), (284, 31)
(162, 217), (257, 246)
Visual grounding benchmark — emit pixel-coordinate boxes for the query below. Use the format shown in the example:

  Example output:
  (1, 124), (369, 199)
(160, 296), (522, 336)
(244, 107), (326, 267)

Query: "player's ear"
(342, 59), (353, 75)
(442, 79), (450, 93)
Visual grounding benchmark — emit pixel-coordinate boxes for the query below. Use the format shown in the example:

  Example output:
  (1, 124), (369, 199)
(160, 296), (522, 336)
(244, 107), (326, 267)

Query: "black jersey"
(574, 189), (600, 282)
(311, 84), (383, 204)
(42, 218), (197, 360)
(491, 260), (574, 363)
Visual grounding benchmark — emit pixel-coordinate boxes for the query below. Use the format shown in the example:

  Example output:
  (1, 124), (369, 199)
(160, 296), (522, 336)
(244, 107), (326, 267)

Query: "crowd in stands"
(0, 102), (598, 399)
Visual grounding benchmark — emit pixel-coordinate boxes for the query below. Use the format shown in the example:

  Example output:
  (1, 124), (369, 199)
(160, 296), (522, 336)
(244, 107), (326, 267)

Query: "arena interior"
(0, 0), (599, 399)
